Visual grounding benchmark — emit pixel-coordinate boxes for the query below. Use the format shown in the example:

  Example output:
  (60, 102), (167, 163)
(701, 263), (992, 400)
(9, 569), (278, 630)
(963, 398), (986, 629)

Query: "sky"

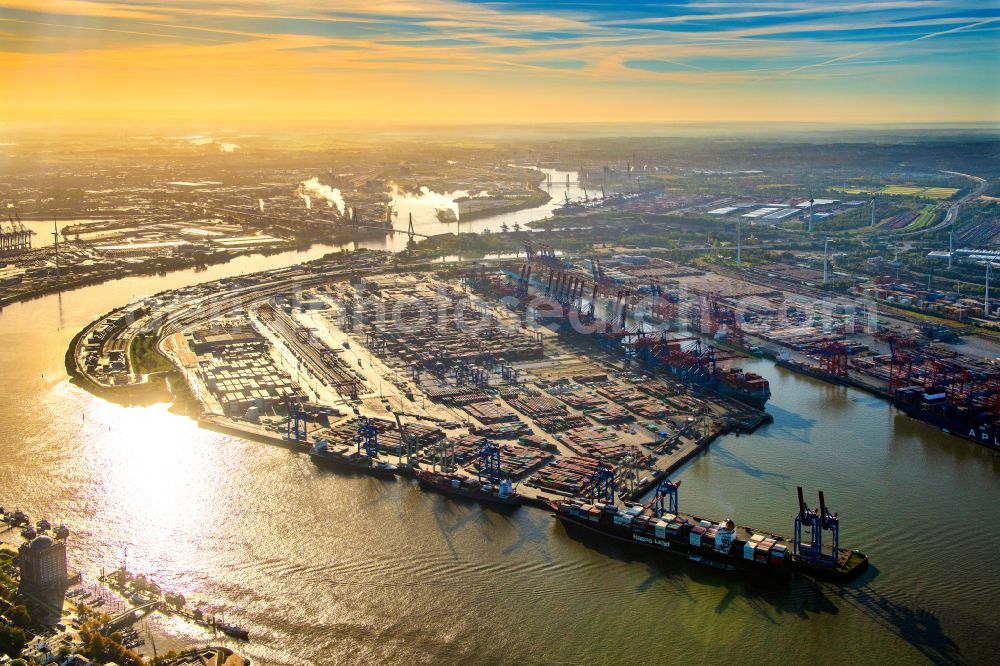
(0, 0), (997, 128)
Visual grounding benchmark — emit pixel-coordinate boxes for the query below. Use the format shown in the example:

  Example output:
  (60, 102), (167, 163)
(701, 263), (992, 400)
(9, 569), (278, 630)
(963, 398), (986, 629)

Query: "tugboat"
(310, 440), (398, 478)
(55, 523), (70, 540)
(11, 509), (29, 526)
(416, 470), (522, 508)
(36, 519), (51, 532)
(20, 526), (36, 540)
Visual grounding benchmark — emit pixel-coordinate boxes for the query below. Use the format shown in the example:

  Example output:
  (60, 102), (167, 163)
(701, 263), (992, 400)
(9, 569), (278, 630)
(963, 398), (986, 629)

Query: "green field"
(881, 185), (923, 195)
(882, 185), (959, 199)
(901, 204), (939, 231)
(832, 185), (959, 199)
(128, 334), (174, 375)
(922, 187), (960, 199)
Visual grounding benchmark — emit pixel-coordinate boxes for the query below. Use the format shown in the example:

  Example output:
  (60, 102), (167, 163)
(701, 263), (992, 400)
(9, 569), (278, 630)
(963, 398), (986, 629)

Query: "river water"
(2, 200), (999, 664)
(370, 167), (583, 252)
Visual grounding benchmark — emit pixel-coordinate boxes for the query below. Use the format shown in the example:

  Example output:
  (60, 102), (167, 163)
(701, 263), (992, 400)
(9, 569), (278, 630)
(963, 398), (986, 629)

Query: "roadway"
(897, 170), (988, 238)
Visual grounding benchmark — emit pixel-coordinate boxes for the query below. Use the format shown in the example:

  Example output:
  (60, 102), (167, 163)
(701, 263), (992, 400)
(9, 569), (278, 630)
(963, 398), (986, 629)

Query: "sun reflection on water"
(79, 400), (225, 578)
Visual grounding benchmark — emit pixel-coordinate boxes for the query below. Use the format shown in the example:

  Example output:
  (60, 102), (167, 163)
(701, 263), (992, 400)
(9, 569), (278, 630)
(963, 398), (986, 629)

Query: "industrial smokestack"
(298, 177), (345, 214)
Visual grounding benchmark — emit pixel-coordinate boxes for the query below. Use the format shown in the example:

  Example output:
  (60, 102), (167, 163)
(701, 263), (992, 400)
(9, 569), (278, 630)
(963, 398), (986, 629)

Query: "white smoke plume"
(389, 184), (467, 220)
(302, 194), (312, 210)
(298, 177), (345, 215)
(258, 199), (265, 212)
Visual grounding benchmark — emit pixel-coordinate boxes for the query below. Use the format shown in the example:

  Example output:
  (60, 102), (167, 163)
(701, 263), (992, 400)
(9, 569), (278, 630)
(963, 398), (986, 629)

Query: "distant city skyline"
(0, 0), (997, 127)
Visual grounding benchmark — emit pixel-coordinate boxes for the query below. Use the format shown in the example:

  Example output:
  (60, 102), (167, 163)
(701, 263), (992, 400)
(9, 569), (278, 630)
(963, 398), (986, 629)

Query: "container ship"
(416, 470), (523, 508)
(310, 440), (398, 478)
(636, 334), (771, 409)
(894, 385), (1000, 452)
(709, 367), (771, 409)
(550, 490), (868, 582)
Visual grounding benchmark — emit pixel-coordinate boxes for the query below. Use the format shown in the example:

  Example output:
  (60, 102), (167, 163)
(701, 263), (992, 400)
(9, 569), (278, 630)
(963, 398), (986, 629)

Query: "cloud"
(0, 0), (996, 124)
(777, 16), (999, 77)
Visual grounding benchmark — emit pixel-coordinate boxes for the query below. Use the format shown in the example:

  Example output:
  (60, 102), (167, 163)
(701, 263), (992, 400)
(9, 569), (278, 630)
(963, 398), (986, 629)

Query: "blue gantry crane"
(794, 486), (843, 566)
(356, 417), (380, 458)
(285, 397), (308, 442)
(654, 478), (680, 516)
(478, 440), (503, 485)
(818, 489), (840, 564)
(589, 461), (616, 503)
(794, 486), (820, 562)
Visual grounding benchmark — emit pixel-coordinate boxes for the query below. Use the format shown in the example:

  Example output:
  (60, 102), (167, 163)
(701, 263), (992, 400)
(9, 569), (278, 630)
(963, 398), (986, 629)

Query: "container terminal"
(67, 247), (878, 585)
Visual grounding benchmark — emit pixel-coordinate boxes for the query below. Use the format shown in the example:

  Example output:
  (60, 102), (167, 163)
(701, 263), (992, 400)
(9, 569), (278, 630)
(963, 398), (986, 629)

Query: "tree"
(0, 624), (26, 657)
(7, 605), (30, 629)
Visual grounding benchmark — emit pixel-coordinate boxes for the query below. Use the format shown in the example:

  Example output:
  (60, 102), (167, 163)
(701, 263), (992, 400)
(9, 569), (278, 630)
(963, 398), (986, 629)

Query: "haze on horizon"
(0, 0), (998, 129)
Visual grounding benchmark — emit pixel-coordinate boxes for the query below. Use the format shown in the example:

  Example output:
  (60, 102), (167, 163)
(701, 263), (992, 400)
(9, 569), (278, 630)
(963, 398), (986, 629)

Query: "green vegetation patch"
(882, 185), (924, 195)
(881, 185), (958, 199)
(128, 334), (174, 376)
(902, 205), (940, 231)
(922, 187), (960, 199)
(831, 186), (875, 195)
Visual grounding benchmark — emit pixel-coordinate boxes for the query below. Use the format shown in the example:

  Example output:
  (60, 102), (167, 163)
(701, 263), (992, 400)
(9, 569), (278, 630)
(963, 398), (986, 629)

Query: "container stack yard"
(67, 251), (881, 588)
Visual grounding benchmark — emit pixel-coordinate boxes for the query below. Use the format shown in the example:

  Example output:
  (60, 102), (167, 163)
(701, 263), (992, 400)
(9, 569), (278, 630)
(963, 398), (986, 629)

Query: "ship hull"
(554, 513), (787, 578)
(554, 510), (866, 582)
(775, 358), (852, 386)
(894, 400), (1000, 453)
(711, 381), (771, 410)
(310, 453), (398, 478)
(417, 475), (523, 508)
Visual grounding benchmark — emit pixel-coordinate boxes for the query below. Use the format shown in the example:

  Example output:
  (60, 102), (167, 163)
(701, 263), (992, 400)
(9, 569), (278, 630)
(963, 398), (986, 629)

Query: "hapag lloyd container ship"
(551, 487), (868, 582)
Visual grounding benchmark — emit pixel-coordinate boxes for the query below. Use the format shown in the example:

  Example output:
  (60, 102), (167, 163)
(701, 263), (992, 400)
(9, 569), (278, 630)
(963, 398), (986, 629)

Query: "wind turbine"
(986, 262), (996, 318)
(948, 228), (954, 270)
(823, 237), (831, 287)
(737, 217), (742, 268)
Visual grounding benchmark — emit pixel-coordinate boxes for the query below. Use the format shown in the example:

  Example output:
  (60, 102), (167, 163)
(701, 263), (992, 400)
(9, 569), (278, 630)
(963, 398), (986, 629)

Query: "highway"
(897, 170), (988, 237)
